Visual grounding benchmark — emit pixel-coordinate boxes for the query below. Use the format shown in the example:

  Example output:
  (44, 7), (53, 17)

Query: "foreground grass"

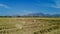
(33, 18), (60, 34)
(0, 17), (60, 34)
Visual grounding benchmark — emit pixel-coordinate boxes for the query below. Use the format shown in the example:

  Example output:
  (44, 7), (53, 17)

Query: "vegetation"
(0, 16), (60, 18)
(34, 18), (60, 34)
(0, 17), (59, 34)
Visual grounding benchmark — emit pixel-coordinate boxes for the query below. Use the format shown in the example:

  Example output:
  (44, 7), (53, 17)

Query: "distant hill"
(24, 13), (60, 17)
(25, 13), (45, 16)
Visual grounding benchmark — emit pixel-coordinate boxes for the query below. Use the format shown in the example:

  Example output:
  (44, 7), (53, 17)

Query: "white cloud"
(6, 10), (40, 16)
(0, 4), (10, 9)
(35, 0), (60, 8)
(22, 10), (33, 14)
(51, 0), (60, 8)
(13, 10), (34, 16)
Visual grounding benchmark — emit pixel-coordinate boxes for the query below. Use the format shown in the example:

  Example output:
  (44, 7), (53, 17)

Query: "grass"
(0, 17), (60, 34)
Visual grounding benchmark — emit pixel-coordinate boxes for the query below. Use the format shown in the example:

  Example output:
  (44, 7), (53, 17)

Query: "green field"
(0, 17), (60, 34)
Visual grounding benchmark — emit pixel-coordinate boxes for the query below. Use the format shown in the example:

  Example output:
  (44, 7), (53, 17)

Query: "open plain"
(0, 17), (60, 34)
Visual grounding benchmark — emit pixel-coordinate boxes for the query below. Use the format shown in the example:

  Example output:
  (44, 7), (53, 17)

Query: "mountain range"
(24, 13), (60, 17)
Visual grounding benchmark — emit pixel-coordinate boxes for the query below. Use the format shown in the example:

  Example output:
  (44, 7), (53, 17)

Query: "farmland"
(0, 17), (60, 34)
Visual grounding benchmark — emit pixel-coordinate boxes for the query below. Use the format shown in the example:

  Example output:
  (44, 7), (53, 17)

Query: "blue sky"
(0, 0), (60, 16)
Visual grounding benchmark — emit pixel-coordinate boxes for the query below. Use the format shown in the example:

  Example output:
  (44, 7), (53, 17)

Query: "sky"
(0, 0), (60, 16)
